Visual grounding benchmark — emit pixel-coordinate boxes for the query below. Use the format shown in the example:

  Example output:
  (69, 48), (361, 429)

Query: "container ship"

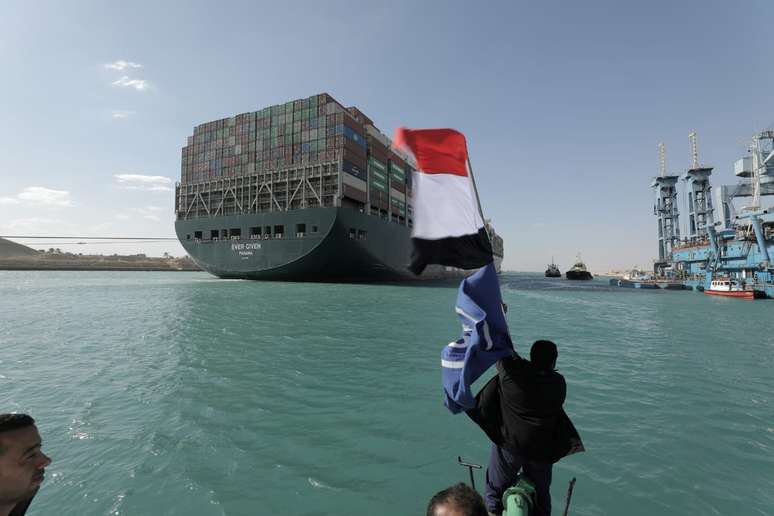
(650, 130), (774, 298)
(174, 93), (503, 281)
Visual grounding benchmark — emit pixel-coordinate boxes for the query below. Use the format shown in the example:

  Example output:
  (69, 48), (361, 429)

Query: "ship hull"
(565, 270), (593, 280)
(616, 279), (659, 289)
(704, 289), (764, 300)
(175, 207), (500, 281)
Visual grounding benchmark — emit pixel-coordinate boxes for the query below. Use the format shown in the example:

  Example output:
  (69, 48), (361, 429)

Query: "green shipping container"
(389, 162), (405, 182)
(371, 178), (387, 192)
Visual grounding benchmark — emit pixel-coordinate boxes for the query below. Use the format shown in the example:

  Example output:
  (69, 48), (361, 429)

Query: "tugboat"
(545, 258), (561, 278)
(704, 277), (765, 300)
(565, 255), (593, 280)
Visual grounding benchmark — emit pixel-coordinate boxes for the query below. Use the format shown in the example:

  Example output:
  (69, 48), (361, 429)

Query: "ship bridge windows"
(296, 223), (306, 237)
(273, 225), (284, 239)
(222, 229), (229, 239)
(193, 231), (201, 240)
(249, 227), (261, 239)
(210, 229), (220, 240)
(230, 228), (241, 240)
(311, 225), (319, 234)
(348, 228), (356, 240)
(264, 226), (271, 239)
(357, 229), (367, 240)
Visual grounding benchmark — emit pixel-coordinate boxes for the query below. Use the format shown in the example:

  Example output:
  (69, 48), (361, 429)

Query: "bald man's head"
(426, 483), (488, 516)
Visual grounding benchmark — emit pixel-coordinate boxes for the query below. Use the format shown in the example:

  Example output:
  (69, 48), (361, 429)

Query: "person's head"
(0, 414), (51, 510)
(530, 340), (558, 371)
(426, 483), (488, 516)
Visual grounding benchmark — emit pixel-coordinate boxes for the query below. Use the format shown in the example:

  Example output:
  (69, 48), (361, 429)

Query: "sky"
(1, 0), (772, 271)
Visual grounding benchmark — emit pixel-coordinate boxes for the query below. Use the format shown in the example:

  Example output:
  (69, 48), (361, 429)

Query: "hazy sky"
(1, 0), (772, 271)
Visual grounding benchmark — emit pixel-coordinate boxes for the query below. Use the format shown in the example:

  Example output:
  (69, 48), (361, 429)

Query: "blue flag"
(442, 263), (514, 413)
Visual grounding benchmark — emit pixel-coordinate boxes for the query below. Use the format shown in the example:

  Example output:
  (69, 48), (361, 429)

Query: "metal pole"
(562, 477), (576, 516)
(457, 456), (482, 490)
(466, 157), (487, 224)
(466, 157), (493, 250)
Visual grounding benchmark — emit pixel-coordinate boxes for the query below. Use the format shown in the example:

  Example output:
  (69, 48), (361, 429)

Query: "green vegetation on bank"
(0, 238), (199, 271)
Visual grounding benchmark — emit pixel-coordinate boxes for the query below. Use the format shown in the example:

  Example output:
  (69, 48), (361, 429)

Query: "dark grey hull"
(565, 270), (593, 280)
(175, 207), (473, 281)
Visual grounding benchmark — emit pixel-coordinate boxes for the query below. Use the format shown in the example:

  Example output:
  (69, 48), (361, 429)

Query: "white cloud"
(104, 60), (142, 71)
(0, 187), (73, 207)
(111, 110), (135, 119)
(112, 76), (148, 91)
(114, 174), (173, 192)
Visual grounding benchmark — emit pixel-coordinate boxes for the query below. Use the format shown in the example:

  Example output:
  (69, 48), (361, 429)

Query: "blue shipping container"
(342, 160), (366, 180)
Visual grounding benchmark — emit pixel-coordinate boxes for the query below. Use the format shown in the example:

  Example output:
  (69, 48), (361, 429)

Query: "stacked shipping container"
(178, 93), (414, 225)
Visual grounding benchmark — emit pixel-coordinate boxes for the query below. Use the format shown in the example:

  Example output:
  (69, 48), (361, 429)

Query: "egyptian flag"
(393, 128), (493, 275)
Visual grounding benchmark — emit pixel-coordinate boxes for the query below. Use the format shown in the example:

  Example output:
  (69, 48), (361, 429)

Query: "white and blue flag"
(442, 263), (514, 413)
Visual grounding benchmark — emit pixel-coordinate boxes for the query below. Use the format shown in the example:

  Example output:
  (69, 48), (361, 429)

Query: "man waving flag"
(393, 128), (493, 275)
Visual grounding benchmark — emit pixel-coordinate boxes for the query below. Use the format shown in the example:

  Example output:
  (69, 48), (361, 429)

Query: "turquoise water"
(1, 271), (772, 516)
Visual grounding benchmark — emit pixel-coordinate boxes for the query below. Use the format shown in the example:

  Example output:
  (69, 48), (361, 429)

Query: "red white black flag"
(393, 128), (493, 275)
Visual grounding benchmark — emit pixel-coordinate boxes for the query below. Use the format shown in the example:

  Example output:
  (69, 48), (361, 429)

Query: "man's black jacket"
(466, 354), (584, 464)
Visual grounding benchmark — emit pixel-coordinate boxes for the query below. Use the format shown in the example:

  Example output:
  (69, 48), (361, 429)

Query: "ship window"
(357, 230), (367, 240)
(222, 229), (229, 238)
(230, 228), (241, 240)
(186, 234), (192, 240)
(193, 232), (201, 240)
(311, 225), (319, 233)
(273, 225), (284, 239)
(210, 229), (219, 240)
(348, 228), (356, 239)
(249, 226), (261, 239)
(296, 223), (306, 237)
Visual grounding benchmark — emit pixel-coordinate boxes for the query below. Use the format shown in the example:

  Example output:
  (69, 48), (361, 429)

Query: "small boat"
(565, 256), (593, 280)
(704, 278), (765, 299)
(545, 259), (561, 278)
(615, 268), (659, 289)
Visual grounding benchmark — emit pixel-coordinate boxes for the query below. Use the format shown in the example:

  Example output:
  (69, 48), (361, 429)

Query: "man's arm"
(496, 351), (527, 375)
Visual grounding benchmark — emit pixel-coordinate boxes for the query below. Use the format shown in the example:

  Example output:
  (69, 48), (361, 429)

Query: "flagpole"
(466, 156), (492, 247)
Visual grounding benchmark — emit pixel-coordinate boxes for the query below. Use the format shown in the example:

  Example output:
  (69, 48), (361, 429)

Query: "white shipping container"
(734, 157), (752, 177)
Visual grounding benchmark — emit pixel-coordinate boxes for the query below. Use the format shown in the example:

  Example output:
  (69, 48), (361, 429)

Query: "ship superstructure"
(651, 130), (774, 298)
(174, 93), (503, 280)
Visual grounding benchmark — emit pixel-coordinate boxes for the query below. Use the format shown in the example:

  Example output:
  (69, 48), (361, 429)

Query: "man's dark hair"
(0, 413), (35, 433)
(0, 414), (35, 456)
(426, 483), (487, 516)
(530, 340), (558, 371)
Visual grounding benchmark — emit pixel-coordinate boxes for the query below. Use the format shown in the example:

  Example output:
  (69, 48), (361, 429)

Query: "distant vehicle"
(545, 259), (561, 277)
(565, 256), (593, 280)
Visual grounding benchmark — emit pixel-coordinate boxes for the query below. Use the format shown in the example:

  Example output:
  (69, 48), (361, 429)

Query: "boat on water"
(565, 257), (593, 280)
(174, 93), (504, 281)
(545, 259), (561, 277)
(704, 277), (765, 300)
(614, 268), (659, 289)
